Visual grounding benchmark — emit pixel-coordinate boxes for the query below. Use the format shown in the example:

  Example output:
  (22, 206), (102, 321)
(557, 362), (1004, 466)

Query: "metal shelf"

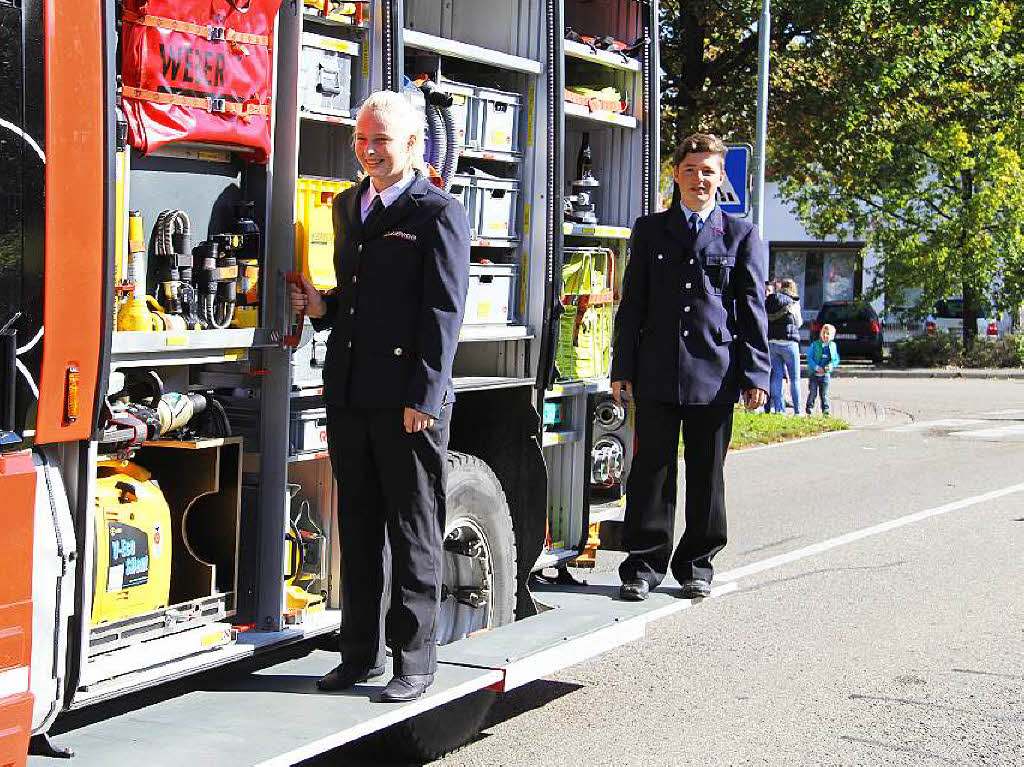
(300, 111), (357, 127)
(547, 379), (610, 397)
(471, 237), (519, 248)
(564, 39), (641, 72)
(564, 101), (638, 129)
(542, 429), (583, 448)
(459, 148), (522, 164)
(403, 29), (543, 74)
(459, 324), (532, 342)
(452, 376), (535, 392)
(563, 223), (632, 239)
(111, 328), (275, 368)
(302, 10), (370, 30)
(589, 500), (625, 525)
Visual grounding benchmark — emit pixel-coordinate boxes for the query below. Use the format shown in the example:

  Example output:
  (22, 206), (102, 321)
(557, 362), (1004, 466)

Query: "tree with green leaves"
(773, 0), (1024, 347)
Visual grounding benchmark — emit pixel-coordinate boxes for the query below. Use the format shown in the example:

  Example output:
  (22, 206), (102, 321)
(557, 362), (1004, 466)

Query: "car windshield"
(819, 303), (874, 323)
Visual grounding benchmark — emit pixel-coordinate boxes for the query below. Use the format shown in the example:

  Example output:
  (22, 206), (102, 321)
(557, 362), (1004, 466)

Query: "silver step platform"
(34, 574), (735, 766)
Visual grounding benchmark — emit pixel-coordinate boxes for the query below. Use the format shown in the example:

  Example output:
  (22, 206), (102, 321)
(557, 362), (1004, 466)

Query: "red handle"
(284, 271), (305, 348)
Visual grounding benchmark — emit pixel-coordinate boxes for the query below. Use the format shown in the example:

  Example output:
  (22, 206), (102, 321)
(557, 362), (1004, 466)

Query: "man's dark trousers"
(618, 400), (733, 587)
(326, 404), (450, 676)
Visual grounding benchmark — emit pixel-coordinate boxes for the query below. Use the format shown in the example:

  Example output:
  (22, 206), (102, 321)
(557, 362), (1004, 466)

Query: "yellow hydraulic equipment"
(92, 461), (173, 625)
(295, 177), (354, 290)
(116, 212), (162, 331)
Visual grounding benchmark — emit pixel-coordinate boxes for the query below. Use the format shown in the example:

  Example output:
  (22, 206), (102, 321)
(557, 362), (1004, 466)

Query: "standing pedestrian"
(806, 323), (839, 415)
(290, 90), (470, 702)
(766, 277), (802, 414)
(610, 133), (769, 601)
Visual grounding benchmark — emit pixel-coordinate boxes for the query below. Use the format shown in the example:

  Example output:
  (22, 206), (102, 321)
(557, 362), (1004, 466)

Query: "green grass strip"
(678, 409), (849, 454)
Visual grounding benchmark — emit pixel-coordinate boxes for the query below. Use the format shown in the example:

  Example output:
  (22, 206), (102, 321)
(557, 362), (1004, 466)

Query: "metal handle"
(284, 272), (306, 348)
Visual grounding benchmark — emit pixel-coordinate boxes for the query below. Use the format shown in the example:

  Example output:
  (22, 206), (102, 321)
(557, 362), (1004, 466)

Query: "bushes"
(889, 333), (1024, 368)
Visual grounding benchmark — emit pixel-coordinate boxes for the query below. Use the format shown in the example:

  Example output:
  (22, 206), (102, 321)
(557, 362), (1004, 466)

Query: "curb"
(834, 368), (1024, 380)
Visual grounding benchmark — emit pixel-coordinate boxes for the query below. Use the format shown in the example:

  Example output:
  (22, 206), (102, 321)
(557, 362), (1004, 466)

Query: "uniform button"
(684, 306), (691, 313)
(657, 254), (664, 260)
(346, 340), (352, 348)
(352, 275), (358, 284)
(683, 330), (690, 337)
(349, 307), (355, 315)
(393, 347), (403, 356)
(689, 258), (695, 264)
(685, 282), (692, 289)
(357, 244), (363, 253)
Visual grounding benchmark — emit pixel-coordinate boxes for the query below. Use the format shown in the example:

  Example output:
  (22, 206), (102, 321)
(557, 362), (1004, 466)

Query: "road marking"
(717, 482), (1024, 584)
(950, 424), (1024, 439)
(885, 418), (985, 433)
(981, 409), (1024, 416)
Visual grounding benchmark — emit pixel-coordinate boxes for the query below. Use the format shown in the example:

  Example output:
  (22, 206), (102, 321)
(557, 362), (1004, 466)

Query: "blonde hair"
(779, 278), (799, 297)
(821, 324), (836, 336)
(354, 90), (427, 174)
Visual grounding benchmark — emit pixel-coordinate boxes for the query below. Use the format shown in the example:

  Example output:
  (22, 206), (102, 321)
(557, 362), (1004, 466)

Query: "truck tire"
(379, 451), (517, 761)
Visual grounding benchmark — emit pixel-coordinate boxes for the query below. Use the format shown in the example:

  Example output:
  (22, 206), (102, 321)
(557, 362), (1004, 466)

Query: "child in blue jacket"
(806, 324), (839, 415)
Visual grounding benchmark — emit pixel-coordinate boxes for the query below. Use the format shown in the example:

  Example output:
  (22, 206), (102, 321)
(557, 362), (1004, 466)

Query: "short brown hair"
(673, 133), (727, 168)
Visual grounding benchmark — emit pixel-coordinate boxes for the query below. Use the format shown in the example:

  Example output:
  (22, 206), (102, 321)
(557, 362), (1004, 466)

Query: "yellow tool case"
(92, 461), (173, 625)
(295, 177), (355, 290)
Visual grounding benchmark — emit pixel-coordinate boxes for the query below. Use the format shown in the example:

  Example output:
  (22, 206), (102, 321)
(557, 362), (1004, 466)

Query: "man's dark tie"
(363, 196), (385, 229)
(689, 211), (701, 240)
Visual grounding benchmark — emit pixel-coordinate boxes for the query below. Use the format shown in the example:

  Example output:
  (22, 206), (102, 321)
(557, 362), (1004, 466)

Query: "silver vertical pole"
(753, 0), (770, 231)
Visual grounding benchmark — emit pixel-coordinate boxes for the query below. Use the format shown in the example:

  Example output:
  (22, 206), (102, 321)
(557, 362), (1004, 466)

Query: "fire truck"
(0, 1), (702, 763)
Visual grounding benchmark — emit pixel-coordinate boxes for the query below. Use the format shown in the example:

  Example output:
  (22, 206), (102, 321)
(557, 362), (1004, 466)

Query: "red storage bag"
(121, 0), (283, 161)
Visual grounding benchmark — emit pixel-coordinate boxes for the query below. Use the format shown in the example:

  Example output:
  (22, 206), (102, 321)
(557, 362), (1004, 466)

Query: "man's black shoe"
(679, 579), (712, 599)
(619, 579), (650, 601)
(379, 674), (434, 702)
(316, 663), (386, 692)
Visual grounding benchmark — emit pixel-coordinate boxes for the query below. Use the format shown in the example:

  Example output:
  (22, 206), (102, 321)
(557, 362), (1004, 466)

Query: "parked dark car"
(812, 301), (884, 363)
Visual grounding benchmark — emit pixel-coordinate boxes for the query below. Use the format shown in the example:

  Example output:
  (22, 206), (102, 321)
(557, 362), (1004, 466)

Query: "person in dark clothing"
(610, 133), (770, 602)
(290, 90), (470, 702)
(766, 278), (802, 414)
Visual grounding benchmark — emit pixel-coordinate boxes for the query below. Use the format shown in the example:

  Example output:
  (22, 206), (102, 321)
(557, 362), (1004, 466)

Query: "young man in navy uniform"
(291, 91), (470, 701)
(611, 133), (769, 601)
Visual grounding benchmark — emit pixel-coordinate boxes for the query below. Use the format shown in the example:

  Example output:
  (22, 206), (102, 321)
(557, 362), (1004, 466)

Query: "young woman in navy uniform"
(611, 134), (770, 602)
(291, 91), (470, 701)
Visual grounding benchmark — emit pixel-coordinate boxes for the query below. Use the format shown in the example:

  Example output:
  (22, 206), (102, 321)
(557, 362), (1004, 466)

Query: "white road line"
(885, 418), (985, 433)
(717, 482), (1024, 584)
(981, 409), (1024, 416)
(950, 424), (1024, 439)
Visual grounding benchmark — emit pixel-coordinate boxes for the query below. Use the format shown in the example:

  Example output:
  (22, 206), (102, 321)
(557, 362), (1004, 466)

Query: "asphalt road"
(414, 378), (1024, 766)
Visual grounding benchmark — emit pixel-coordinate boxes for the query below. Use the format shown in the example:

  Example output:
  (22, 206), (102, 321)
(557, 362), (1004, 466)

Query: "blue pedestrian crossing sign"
(718, 144), (751, 216)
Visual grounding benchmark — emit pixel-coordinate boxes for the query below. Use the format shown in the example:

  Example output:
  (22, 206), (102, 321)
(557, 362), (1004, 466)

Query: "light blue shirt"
(360, 170), (416, 222)
(679, 202), (714, 234)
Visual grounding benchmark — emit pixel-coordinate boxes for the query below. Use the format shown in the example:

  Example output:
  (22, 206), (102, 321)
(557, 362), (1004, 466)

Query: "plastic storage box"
(476, 87), (521, 152)
(290, 408), (329, 454)
(296, 177), (355, 290)
(465, 263), (518, 324)
(437, 78), (478, 148)
(449, 174), (476, 235)
(299, 33), (360, 118)
(475, 176), (519, 240)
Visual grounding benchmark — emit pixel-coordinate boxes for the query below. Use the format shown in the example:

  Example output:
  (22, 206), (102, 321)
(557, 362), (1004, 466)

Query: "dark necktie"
(363, 196), (385, 229)
(689, 211), (701, 240)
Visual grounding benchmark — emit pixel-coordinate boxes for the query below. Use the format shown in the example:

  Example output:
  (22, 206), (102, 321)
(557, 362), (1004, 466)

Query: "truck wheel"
(380, 451), (517, 761)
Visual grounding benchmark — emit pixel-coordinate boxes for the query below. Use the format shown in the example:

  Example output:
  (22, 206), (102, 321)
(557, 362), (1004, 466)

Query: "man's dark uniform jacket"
(610, 202), (769, 588)
(611, 204), (770, 403)
(311, 171), (470, 677)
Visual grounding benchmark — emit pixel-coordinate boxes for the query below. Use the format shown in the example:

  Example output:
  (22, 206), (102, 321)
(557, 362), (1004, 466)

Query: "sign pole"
(752, 0), (770, 233)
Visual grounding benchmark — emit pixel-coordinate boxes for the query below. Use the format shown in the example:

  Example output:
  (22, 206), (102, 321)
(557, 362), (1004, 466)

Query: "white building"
(762, 182), (883, 322)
